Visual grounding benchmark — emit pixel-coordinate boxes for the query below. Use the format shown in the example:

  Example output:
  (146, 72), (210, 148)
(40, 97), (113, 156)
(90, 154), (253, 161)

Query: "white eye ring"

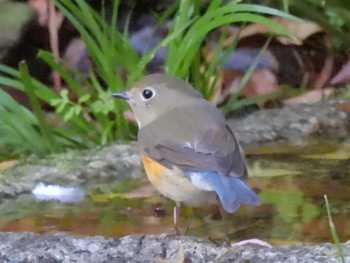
(141, 87), (156, 101)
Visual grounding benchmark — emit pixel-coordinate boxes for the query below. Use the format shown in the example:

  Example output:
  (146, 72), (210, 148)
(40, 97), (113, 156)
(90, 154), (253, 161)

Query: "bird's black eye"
(142, 89), (154, 100)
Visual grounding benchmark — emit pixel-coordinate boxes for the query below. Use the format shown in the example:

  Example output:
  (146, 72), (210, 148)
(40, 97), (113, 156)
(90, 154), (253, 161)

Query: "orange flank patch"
(140, 153), (166, 186)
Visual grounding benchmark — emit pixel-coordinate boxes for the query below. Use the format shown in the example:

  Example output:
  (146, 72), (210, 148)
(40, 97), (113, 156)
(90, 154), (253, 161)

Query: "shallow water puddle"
(0, 138), (349, 244)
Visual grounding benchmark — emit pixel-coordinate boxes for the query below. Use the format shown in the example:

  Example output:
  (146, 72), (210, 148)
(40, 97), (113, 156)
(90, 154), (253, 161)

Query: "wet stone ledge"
(228, 99), (350, 145)
(0, 143), (143, 198)
(0, 232), (348, 263)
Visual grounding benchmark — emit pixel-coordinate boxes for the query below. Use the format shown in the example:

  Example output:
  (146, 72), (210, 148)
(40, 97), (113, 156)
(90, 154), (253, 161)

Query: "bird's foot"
(208, 236), (231, 247)
(173, 225), (189, 236)
(221, 236), (231, 247)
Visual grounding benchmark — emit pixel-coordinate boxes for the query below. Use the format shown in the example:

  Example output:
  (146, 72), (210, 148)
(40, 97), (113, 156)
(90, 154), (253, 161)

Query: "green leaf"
(79, 94), (91, 103)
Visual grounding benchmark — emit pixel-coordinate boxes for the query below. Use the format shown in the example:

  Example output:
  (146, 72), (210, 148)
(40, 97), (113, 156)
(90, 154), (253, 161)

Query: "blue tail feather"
(185, 171), (260, 213)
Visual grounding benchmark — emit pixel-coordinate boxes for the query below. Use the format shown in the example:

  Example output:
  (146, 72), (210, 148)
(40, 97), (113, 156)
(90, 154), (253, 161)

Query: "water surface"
(0, 138), (349, 245)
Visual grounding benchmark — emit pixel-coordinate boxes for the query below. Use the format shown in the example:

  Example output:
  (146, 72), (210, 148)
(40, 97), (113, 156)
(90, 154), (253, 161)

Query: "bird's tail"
(187, 171), (260, 213)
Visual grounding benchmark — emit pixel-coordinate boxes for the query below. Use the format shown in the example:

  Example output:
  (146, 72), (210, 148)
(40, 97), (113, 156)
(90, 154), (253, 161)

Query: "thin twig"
(48, 0), (64, 92)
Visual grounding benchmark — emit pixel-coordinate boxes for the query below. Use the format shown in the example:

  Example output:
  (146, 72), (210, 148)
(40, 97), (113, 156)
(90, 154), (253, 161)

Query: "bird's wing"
(139, 123), (246, 178)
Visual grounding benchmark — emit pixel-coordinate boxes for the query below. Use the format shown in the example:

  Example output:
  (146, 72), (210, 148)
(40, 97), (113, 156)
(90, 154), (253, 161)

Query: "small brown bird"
(113, 74), (259, 232)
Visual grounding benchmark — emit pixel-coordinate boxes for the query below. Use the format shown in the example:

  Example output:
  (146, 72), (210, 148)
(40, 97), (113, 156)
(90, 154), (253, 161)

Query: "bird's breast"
(140, 153), (216, 206)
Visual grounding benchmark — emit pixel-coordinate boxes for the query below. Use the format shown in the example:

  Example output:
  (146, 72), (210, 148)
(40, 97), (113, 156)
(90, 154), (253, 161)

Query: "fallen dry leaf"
(232, 238), (272, 248)
(244, 142), (302, 155)
(90, 193), (119, 202)
(122, 184), (158, 199)
(272, 18), (322, 45)
(283, 88), (334, 106)
(313, 53), (334, 90)
(330, 59), (350, 85)
(28, 0), (64, 27)
(237, 18), (321, 45)
(210, 71), (241, 105)
(28, 0), (49, 26)
(241, 68), (278, 106)
(302, 144), (350, 160)
(0, 160), (18, 170)
(248, 161), (302, 178)
(335, 102), (350, 114)
(211, 68), (277, 106)
(303, 216), (350, 240)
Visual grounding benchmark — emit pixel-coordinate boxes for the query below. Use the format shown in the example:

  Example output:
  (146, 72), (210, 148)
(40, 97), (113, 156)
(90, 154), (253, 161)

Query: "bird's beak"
(112, 91), (130, 100)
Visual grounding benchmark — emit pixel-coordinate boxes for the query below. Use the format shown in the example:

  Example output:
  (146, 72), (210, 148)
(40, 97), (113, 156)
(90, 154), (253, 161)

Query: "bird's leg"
(215, 198), (272, 248)
(173, 202), (181, 235)
(217, 196), (231, 246)
(173, 202), (189, 235)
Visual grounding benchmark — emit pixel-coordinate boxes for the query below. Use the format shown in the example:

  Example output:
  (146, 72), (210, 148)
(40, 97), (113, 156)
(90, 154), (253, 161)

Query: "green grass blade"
(324, 195), (345, 263)
(38, 50), (85, 96)
(19, 62), (62, 153)
(0, 64), (58, 102)
(0, 89), (47, 154)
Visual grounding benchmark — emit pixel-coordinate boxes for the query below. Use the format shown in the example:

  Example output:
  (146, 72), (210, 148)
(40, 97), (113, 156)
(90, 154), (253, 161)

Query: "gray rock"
(228, 100), (350, 145)
(0, 143), (142, 198)
(0, 232), (348, 263)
